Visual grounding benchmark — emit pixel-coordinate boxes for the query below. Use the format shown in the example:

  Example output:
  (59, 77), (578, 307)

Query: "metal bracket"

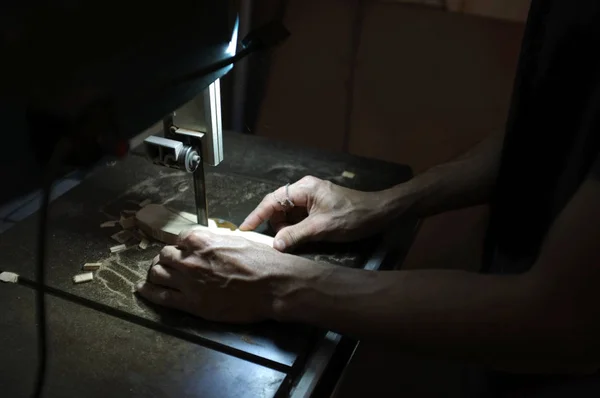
(142, 79), (223, 227)
(171, 79), (224, 167)
(143, 117), (208, 226)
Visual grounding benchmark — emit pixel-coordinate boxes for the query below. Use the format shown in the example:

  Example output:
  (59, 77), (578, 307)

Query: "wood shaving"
(138, 238), (150, 250)
(110, 244), (127, 253)
(139, 199), (152, 207)
(100, 220), (119, 228)
(73, 272), (94, 284)
(82, 263), (102, 271)
(0, 272), (19, 283)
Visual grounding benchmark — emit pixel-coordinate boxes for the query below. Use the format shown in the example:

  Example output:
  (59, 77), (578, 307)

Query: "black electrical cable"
(32, 139), (70, 398)
(31, 178), (51, 398)
(165, 21), (290, 89)
(166, 46), (255, 89)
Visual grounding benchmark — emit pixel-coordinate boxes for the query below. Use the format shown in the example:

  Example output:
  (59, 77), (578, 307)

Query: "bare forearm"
(386, 130), (505, 218)
(273, 263), (590, 370)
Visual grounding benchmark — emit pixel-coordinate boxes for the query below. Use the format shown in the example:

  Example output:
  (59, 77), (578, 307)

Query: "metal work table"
(0, 132), (417, 397)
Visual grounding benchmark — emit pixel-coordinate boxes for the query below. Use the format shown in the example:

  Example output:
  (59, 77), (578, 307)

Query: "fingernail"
(274, 239), (285, 251)
(135, 282), (144, 291)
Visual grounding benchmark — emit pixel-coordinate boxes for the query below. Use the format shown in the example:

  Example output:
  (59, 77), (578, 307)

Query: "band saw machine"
(0, 2), (418, 397)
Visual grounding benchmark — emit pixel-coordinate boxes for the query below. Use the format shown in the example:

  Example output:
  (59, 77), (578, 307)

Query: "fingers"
(240, 177), (318, 231)
(147, 263), (183, 290)
(156, 245), (186, 270)
(239, 189), (287, 231)
(136, 281), (187, 311)
(157, 244), (208, 274)
(177, 229), (212, 250)
(273, 217), (323, 251)
(160, 232), (217, 272)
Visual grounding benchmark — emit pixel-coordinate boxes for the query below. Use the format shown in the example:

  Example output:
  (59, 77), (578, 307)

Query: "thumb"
(273, 219), (319, 252)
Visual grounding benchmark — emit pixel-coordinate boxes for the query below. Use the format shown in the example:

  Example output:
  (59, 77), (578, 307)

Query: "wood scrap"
(82, 263), (102, 271)
(138, 238), (150, 250)
(73, 272), (94, 284)
(135, 204), (274, 247)
(110, 244), (127, 253)
(100, 220), (119, 228)
(0, 272), (19, 283)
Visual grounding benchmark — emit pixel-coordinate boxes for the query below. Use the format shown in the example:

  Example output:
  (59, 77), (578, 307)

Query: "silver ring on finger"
(277, 183), (295, 212)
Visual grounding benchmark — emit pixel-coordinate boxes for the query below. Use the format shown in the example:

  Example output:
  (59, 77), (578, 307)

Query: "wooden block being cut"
(135, 204), (274, 247)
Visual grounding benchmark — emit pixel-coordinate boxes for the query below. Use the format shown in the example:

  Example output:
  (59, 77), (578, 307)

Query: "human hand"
(135, 229), (317, 323)
(239, 176), (399, 252)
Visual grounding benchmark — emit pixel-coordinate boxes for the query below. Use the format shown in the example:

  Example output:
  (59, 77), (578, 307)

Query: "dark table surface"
(0, 132), (416, 398)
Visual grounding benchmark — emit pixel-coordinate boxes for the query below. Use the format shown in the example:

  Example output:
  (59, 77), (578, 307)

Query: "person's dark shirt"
(485, 0), (600, 275)
(478, 1), (600, 395)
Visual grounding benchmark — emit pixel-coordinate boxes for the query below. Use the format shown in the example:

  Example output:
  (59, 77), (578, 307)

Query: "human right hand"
(239, 176), (402, 252)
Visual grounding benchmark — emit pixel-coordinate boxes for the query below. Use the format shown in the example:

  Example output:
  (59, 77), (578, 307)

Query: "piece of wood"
(135, 204), (275, 247)
(138, 238), (150, 250)
(73, 272), (94, 284)
(0, 271), (19, 283)
(341, 170), (355, 179)
(82, 263), (102, 271)
(110, 244), (127, 253)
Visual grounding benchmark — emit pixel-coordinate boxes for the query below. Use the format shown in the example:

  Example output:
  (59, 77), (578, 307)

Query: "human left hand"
(135, 229), (311, 323)
(240, 176), (402, 252)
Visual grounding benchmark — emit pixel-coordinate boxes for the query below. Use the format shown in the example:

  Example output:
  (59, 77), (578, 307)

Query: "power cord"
(32, 139), (70, 398)
(166, 21), (289, 89)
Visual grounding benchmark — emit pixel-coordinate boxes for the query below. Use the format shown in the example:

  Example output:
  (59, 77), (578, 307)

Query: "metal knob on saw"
(143, 132), (209, 227)
(144, 135), (201, 173)
(142, 79), (225, 228)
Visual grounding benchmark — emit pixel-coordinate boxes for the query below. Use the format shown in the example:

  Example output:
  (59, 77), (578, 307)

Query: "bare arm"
(272, 169), (600, 372)
(386, 129), (505, 219)
(239, 130), (506, 251)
